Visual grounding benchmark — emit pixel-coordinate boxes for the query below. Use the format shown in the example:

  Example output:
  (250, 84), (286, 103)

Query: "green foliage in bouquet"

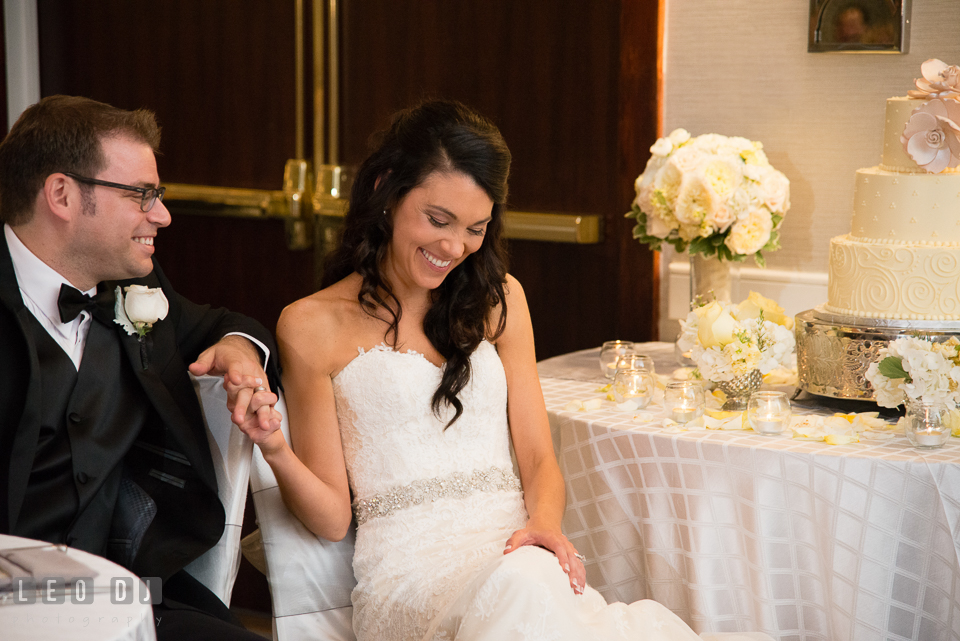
(877, 356), (910, 382)
(628, 206), (783, 267)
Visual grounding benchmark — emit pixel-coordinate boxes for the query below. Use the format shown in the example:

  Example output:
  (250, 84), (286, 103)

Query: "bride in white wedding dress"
(246, 100), (772, 641)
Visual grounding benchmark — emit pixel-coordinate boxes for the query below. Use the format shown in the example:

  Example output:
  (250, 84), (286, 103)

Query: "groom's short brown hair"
(0, 95), (161, 225)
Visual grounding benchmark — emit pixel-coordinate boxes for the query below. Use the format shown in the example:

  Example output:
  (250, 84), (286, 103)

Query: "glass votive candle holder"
(600, 341), (635, 379)
(616, 353), (655, 375)
(904, 399), (950, 449)
(664, 381), (704, 423)
(613, 368), (655, 409)
(747, 391), (791, 435)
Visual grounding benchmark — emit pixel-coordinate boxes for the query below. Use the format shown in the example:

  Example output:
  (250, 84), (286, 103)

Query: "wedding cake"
(797, 59), (960, 399)
(825, 60), (960, 320)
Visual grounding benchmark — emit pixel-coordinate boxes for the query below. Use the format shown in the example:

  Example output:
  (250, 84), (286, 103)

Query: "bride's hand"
(503, 523), (586, 595)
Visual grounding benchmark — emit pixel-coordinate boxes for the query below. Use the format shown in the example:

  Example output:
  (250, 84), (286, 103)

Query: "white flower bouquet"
(677, 292), (795, 382)
(865, 336), (960, 408)
(626, 129), (790, 266)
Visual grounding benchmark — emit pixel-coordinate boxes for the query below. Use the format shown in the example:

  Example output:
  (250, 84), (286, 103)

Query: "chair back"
(250, 390), (358, 641)
(183, 374), (253, 605)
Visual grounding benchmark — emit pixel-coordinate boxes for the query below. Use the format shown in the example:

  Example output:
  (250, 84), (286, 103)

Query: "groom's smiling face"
(71, 135), (171, 286)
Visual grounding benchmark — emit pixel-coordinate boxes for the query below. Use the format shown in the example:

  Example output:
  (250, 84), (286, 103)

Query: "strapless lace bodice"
(333, 340), (514, 502)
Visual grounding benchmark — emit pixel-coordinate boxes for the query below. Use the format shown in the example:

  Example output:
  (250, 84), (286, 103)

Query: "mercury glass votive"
(904, 399), (950, 449)
(613, 368), (655, 409)
(664, 381), (704, 423)
(747, 391), (791, 435)
(600, 341), (635, 379)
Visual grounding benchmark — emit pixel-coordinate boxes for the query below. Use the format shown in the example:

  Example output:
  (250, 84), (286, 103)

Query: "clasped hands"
(189, 335), (282, 440)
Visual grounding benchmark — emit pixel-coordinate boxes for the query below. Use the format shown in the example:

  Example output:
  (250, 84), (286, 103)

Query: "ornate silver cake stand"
(795, 306), (960, 401)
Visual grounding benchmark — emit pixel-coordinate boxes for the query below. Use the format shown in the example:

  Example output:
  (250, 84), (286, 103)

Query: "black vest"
(17, 312), (155, 559)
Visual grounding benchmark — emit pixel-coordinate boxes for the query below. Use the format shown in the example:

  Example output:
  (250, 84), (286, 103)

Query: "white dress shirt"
(5, 223), (271, 371)
(5, 224), (95, 368)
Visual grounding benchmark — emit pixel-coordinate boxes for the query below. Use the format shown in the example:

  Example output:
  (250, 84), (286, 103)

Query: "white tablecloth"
(0, 534), (156, 641)
(540, 344), (960, 641)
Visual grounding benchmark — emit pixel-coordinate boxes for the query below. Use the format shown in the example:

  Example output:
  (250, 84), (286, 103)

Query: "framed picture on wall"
(808, 0), (909, 53)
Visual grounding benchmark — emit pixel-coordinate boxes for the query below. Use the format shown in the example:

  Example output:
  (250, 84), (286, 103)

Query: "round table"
(0, 534), (156, 641)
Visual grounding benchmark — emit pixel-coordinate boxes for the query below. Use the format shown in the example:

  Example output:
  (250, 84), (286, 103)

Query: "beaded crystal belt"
(352, 465), (522, 526)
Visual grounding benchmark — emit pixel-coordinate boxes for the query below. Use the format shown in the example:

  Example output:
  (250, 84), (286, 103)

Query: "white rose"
(704, 203), (736, 234)
(123, 285), (169, 324)
(644, 210), (675, 239)
(650, 137), (673, 157)
(668, 128), (691, 145)
(668, 146), (706, 174)
(674, 174), (716, 227)
(702, 158), (741, 199)
(724, 207), (773, 256)
(749, 166), (790, 214)
(654, 161), (684, 205)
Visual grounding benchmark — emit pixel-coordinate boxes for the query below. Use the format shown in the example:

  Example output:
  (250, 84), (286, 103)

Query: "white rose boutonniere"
(114, 285), (169, 337)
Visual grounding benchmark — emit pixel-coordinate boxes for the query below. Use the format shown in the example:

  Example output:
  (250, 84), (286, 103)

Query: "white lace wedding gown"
(333, 341), (771, 641)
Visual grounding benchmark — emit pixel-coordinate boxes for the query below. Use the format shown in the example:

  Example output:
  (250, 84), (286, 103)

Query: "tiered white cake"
(797, 59), (960, 399)
(826, 97), (960, 320)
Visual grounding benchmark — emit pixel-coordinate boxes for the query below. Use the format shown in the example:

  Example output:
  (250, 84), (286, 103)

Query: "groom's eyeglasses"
(64, 172), (166, 212)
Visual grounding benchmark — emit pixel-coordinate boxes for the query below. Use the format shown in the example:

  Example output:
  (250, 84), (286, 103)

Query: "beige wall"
(658, 0), (960, 336)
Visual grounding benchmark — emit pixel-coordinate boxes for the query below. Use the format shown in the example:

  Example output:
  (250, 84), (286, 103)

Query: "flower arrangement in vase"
(626, 129), (790, 267)
(866, 336), (960, 408)
(866, 335), (960, 442)
(677, 292), (795, 409)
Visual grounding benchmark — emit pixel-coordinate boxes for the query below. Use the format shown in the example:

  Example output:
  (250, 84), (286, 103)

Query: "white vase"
(689, 253), (731, 308)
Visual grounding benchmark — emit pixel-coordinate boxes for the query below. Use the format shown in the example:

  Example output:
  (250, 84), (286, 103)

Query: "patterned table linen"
(541, 375), (960, 641)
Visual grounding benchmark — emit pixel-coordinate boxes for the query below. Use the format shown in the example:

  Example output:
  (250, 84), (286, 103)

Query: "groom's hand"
(189, 335), (281, 435)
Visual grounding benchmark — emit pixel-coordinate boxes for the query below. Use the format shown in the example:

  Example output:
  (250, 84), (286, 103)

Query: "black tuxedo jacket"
(0, 233), (279, 580)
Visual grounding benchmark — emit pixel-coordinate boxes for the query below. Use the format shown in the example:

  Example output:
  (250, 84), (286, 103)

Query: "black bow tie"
(58, 284), (114, 324)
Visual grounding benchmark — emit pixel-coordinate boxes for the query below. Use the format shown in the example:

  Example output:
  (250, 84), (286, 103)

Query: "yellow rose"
(695, 301), (739, 349)
(735, 290), (794, 330)
(943, 408), (960, 437)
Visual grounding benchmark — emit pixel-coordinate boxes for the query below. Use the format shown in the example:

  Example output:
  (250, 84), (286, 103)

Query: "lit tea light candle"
(752, 416), (784, 435)
(672, 407), (698, 423)
(915, 430), (945, 447)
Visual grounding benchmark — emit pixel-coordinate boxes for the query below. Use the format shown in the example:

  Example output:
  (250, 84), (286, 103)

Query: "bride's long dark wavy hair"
(321, 100), (512, 426)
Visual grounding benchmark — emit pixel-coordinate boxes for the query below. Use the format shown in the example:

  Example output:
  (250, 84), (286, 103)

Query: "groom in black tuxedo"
(0, 96), (282, 639)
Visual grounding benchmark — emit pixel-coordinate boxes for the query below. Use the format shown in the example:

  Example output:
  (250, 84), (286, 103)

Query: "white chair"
(183, 373), (254, 605)
(249, 390), (357, 641)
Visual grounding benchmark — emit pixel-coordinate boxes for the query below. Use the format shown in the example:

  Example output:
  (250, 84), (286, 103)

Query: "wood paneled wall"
(340, 0), (660, 357)
(37, 0), (315, 342)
